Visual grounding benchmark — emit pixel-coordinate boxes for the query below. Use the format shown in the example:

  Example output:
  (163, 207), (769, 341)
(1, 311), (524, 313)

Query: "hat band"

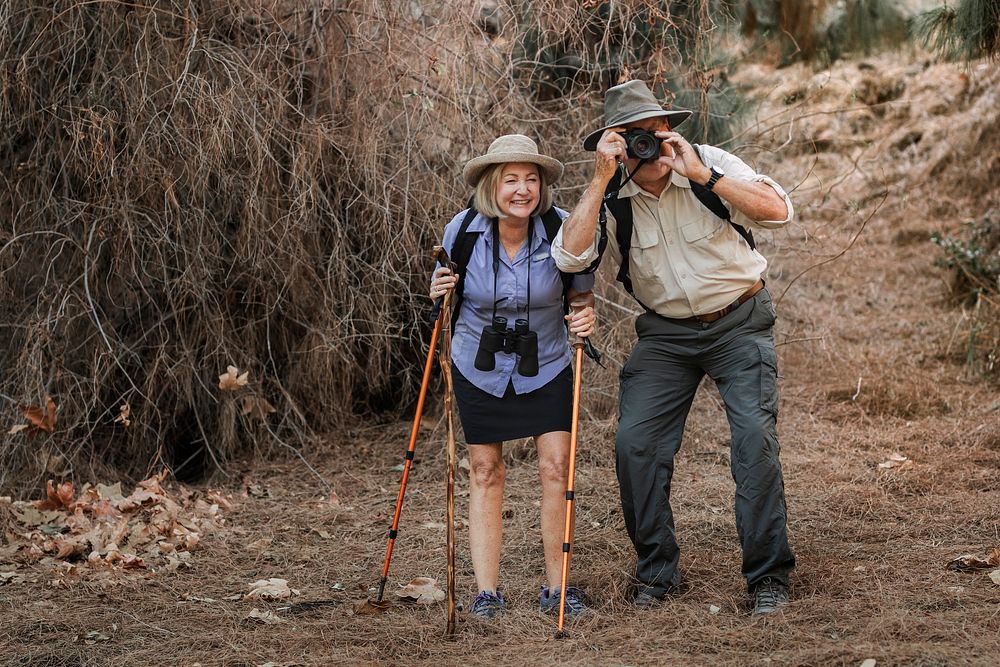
(605, 103), (668, 126)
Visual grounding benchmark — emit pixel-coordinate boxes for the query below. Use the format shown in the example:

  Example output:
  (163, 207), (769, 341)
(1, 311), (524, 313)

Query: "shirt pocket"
(681, 217), (735, 268)
(628, 223), (661, 280)
(529, 250), (564, 307)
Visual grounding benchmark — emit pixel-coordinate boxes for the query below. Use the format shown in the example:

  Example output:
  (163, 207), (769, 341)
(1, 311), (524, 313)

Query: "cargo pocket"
(681, 217), (733, 269)
(629, 224), (660, 280)
(758, 343), (779, 416)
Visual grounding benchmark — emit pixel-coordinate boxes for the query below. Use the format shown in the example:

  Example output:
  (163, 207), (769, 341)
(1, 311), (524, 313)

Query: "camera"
(624, 128), (662, 160)
(474, 316), (539, 377)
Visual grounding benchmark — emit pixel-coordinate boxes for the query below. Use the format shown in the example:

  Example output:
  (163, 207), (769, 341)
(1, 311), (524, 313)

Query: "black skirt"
(451, 364), (574, 444)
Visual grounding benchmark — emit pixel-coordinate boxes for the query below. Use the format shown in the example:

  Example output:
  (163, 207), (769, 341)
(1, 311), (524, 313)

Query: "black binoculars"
(624, 128), (663, 160)
(474, 316), (539, 377)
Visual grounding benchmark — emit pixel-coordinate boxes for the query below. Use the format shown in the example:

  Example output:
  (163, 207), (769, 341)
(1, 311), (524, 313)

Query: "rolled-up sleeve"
(710, 147), (794, 231)
(551, 225), (601, 273)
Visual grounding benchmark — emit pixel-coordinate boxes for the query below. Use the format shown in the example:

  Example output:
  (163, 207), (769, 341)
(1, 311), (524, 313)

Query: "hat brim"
(463, 152), (564, 187)
(583, 109), (692, 151)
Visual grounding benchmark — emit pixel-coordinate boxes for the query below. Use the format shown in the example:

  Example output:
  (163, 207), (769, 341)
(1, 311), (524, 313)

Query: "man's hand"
(593, 127), (627, 185)
(656, 131), (711, 184)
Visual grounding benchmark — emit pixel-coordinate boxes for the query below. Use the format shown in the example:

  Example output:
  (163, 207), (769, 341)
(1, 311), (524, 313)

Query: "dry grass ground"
(3, 53), (1000, 666)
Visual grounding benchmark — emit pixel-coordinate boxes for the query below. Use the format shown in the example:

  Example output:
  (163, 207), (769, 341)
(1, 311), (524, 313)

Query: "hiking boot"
(751, 577), (789, 616)
(633, 580), (683, 609)
(632, 590), (665, 609)
(470, 589), (506, 619)
(539, 586), (589, 617)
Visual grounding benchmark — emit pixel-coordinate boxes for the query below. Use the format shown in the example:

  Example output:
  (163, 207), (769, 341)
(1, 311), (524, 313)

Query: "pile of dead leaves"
(0, 471), (232, 575)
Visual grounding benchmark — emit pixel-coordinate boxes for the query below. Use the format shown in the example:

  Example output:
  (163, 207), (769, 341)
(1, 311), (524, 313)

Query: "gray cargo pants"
(616, 288), (795, 597)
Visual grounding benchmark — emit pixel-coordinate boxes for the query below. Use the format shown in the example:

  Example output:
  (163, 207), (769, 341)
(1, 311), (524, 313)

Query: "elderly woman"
(430, 134), (596, 619)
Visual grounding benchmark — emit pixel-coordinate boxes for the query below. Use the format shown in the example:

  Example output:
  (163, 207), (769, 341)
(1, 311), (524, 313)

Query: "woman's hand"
(429, 266), (458, 300)
(565, 304), (596, 339)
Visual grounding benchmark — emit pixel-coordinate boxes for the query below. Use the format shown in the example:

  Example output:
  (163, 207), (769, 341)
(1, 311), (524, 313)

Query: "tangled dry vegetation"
(0, 0), (752, 494)
(2, 1), (1000, 665)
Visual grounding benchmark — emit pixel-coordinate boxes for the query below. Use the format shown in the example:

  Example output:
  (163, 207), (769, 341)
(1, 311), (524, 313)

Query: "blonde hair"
(473, 162), (553, 218)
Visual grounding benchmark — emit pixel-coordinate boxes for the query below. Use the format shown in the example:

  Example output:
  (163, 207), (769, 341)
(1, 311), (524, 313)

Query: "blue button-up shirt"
(436, 208), (594, 398)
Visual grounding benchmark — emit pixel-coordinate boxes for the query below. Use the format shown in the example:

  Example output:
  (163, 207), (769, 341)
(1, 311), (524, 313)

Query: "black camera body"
(624, 128), (662, 160)
(474, 316), (539, 377)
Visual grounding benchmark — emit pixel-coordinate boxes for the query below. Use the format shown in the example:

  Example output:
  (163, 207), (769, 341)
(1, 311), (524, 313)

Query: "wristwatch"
(704, 165), (725, 191)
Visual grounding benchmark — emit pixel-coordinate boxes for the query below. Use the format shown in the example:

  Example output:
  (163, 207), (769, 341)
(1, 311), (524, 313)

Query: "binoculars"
(474, 316), (539, 377)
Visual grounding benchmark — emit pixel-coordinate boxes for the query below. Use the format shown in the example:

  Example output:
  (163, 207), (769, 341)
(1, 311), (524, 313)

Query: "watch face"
(713, 166), (725, 176)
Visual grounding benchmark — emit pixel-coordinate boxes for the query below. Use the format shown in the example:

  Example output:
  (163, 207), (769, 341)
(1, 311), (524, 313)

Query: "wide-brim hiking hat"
(462, 134), (564, 187)
(583, 80), (692, 151)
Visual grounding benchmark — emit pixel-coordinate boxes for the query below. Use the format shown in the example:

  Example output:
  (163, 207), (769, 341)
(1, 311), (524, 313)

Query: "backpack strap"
(448, 203), (483, 330)
(540, 207), (577, 315)
(601, 167), (654, 311)
(448, 204), (579, 325)
(445, 203), (603, 364)
(690, 144), (756, 250)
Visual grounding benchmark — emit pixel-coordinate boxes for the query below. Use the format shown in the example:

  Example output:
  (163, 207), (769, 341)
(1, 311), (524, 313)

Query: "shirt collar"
(468, 212), (549, 249)
(617, 168), (691, 199)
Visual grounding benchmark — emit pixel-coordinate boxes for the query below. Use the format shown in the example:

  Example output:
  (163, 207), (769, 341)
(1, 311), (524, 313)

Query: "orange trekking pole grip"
(556, 297), (588, 637)
(375, 250), (450, 604)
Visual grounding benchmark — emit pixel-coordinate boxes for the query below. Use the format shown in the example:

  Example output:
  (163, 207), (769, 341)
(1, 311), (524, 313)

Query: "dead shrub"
(0, 1), (739, 493)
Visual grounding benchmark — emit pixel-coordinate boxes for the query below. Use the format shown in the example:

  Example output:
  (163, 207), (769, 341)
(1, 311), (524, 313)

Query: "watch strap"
(705, 167), (722, 191)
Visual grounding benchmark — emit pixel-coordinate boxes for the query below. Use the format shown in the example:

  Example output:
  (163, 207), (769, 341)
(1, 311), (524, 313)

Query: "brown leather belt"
(682, 279), (765, 324)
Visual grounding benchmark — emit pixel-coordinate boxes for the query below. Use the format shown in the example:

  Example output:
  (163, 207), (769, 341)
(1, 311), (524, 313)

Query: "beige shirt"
(551, 144), (794, 318)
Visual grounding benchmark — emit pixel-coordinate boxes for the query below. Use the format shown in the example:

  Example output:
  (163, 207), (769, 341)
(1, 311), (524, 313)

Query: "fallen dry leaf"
(947, 546), (1000, 571)
(219, 365), (250, 391)
(355, 599), (391, 615)
(245, 578), (299, 600)
(989, 570), (1000, 586)
(114, 404), (131, 427)
(34, 480), (76, 511)
(395, 577), (445, 604)
(877, 452), (911, 469)
(242, 396), (276, 420)
(8, 424), (29, 435)
(23, 396), (57, 434)
(246, 608), (286, 625)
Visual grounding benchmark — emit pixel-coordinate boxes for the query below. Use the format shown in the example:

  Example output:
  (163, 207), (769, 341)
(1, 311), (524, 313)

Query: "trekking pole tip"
(376, 577), (387, 603)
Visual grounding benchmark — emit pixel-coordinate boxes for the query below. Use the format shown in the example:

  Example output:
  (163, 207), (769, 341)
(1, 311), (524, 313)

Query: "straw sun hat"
(462, 134), (564, 187)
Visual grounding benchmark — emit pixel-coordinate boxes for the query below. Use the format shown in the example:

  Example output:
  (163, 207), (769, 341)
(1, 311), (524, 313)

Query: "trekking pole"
(555, 297), (589, 638)
(433, 246), (459, 637)
(374, 248), (449, 604)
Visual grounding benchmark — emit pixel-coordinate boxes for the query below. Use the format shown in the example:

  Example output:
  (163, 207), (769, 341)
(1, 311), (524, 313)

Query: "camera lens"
(626, 129), (661, 160)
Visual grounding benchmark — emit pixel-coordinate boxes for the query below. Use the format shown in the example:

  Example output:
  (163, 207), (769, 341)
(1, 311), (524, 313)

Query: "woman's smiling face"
(495, 162), (540, 220)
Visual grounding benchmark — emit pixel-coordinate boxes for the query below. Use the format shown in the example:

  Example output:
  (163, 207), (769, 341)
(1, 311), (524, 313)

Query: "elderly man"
(552, 80), (796, 615)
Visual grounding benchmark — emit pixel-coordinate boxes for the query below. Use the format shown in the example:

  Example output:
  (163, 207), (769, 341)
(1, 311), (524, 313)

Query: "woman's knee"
(537, 455), (568, 485)
(470, 454), (505, 489)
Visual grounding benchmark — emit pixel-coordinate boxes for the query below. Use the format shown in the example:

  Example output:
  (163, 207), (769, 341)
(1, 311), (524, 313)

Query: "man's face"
(620, 116), (673, 184)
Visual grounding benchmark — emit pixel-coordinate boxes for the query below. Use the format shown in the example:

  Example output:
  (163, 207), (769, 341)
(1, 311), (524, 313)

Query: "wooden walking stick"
(555, 297), (589, 638)
(373, 248), (448, 605)
(434, 246), (459, 637)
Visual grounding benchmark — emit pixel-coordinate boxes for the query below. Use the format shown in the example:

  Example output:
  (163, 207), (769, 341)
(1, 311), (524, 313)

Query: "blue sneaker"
(539, 586), (589, 617)
(470, 589), (506, 619)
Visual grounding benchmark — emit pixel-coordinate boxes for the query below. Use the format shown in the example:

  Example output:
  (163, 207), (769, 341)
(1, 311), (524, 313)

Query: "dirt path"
(3, 55), (999, 666)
